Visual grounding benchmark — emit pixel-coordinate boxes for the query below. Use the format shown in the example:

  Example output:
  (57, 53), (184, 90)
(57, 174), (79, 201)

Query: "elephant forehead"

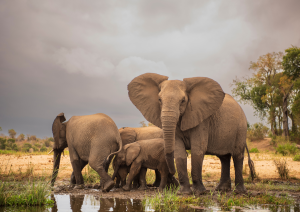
(160, 80), (186, 91)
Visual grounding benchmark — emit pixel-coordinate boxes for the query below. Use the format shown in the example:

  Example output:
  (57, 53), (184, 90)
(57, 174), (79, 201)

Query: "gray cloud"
(0, 0), (299, 137)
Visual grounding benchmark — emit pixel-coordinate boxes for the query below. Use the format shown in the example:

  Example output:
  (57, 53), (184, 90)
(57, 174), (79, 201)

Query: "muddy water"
(0, 195), (299, 212)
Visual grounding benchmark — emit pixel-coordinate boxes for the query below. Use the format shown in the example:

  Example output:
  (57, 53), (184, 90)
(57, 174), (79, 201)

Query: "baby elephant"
(115, 138), (174, 191)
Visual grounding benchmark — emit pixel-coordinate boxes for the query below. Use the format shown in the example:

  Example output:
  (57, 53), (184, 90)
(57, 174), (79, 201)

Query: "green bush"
(293, 154), (300, 161)
(40, 146), (48, 152)
(34, 143), (41, 148)
(249, 148), (259, 153)
(48, 137), (54, 142)
(276, 143), (298, 156)
(44, 140), (51, 147)
(32, 146), (39, 152)
(270, 136), (289, 146)
(22, 143), (33, 152)
(0, 138), (7, 150)
(247, 123), (269, 141)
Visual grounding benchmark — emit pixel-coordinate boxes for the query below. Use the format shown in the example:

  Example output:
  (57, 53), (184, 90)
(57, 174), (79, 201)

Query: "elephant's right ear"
(52, 113), (66, 149)
(128, 73), (169, 128)
(119, 128), (137, 146)
(124, 142), (141, 166)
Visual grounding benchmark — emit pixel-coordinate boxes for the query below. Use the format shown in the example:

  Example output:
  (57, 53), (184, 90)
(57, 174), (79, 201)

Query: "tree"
(282, 46), (300, 139)
(17, 133), (25, 141)
(8, 129), (17, 139)
(232, 52), (284, 135)
(0, 127), (2, 131)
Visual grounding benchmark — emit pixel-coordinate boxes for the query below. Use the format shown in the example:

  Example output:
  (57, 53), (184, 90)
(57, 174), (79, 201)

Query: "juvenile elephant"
(51, 113), (122, 192)
(113, 127), (178, 188)
(128, 73), (255, 195)
(113, 126), (163, 188)
(114, 138), (174, 191)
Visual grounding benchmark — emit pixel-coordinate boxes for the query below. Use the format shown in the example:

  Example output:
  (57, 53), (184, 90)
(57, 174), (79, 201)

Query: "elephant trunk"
(51, 149), (62, 186)
(161, 111), (178, 175)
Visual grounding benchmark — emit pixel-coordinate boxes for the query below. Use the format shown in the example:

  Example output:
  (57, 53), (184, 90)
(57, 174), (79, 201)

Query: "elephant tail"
(106, 134), (123, 161)
(245, 144), (256, 181)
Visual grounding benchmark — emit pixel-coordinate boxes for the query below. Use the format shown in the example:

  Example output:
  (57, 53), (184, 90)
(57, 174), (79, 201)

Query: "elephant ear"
(128, 73), (169, 128)
(181, 77), (225, 131)
(124, 142), (141, 166)
(52, 113), (66, 149)
(119, 128), (137, 146)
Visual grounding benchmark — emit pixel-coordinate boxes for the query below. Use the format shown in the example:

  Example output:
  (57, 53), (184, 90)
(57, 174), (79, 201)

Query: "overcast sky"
(1, 0), (300, 138)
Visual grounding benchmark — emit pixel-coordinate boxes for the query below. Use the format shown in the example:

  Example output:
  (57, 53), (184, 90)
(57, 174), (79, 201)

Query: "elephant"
(127, 73), (255, 195)
(113, 138), (175, 191)
(113, 126), (163, 188)
(51, 113), (122, 192)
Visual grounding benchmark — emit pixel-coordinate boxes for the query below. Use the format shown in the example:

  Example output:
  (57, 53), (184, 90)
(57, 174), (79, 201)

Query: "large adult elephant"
(127, 73), (255, 195)
(51, 113), (122, 192)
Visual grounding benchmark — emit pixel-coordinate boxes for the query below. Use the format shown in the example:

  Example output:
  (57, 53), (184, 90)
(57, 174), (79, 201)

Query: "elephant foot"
(138, 185), (148, 190)
(192, 184), (207, 196)
(168, 176), (179, 188)
(114, 183), (120, 188)
(122, 185), (131, 191)
(234, 184), (247, 194)
(102, 180), (115, 193)
(215, 180), (231, 192)
(74, 184), (84, 189)
(177, 185), (193, 195)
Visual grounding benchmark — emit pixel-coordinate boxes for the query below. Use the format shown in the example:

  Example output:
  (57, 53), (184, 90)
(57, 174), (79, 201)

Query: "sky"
(1, 0), (300, 138)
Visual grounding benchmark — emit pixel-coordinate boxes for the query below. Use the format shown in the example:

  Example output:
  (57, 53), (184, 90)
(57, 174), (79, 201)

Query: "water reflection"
(0, 195), (299, 212)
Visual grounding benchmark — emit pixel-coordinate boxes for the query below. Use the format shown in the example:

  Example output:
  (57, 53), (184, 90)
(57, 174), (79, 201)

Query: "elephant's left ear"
(181, 77), (225, 131)
(125, 142), (141, 166)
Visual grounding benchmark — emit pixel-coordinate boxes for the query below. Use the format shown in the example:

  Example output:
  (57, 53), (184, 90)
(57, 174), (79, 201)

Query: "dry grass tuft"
(273, 159), (289, 180)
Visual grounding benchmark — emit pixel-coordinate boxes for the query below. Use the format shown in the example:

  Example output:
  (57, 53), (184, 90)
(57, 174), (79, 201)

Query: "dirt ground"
(1, 138), (300, 199)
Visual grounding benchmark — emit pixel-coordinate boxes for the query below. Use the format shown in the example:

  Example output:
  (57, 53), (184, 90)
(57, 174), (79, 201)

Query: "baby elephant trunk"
(161, 113), (177, 175)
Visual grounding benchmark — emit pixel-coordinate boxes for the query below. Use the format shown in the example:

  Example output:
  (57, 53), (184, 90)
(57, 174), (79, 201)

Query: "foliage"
(40, 146), (48, 152)
(0, 181), (53, 206)
(29, 135), (37, 141)
(44, 140), (51, 147)
(48, 137), (54, 142)
(17, 133), (25, 141)
(276, 143), (298, 156)
(273, 159), (289, 180)
(247, 123), (269, 141)
(232, 50), (300, 140)
(282, 46), (300, 80)
(249, 148), (259, 153)
(8, 129), (16, 139)
(0, 138), (18, 151)
(22, 143), (33, 152)
(139, 121), (154, 127)
(293, 154), (300, 161)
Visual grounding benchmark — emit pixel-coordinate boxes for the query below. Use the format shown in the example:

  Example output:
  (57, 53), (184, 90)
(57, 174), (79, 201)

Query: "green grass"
(0, 180), (53, 206)
(245, 181), (300, 192)
(249, 148), (259, 153)
(293, 154), (300, 161)
(143, 186), (295, 211)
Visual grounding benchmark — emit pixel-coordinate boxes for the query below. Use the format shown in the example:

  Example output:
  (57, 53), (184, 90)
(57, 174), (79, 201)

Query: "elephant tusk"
(48, 149), (54, 154)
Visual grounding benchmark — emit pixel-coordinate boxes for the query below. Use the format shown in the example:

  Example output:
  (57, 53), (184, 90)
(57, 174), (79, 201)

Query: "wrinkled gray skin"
(113, 127), (179, 189)
(114, 138), (175, 192)
(51, 113), (122, 192)
(128, 73), (255, 195)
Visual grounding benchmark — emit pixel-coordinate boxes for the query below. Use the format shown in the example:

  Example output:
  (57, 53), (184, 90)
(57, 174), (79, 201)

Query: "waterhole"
(0, 195), (299, 212)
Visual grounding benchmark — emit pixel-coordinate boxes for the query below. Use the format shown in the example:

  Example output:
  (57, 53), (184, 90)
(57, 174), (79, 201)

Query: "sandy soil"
(1, 138), (300, 181)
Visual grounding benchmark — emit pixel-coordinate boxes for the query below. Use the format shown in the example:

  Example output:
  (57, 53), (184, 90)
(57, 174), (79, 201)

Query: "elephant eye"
(181, 98), (185, 103)
(158, 98), (162, 103)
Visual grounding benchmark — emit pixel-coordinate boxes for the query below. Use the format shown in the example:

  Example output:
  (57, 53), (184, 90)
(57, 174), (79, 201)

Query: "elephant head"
(51, 112), (68, 186)
(128, 73), (225, 175)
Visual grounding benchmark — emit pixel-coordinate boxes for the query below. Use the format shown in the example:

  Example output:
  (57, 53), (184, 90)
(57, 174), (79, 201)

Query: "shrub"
(273, 159), (289, 180)
(0, 138), (7, 150)
(276, 143), (298, 156)
(17, 133), (25, 141)
(249, 148), (259, 153)
(247, 123), (269, 141)
(22, 143), (33, 152)
(44, 140), (51, 147)
(48, 137), (54, 142)
(40, 146), (48, 152)
(293, 154), (300, 161)
(29, 135), (37, 141)
(34, 143), (41, 148)
(8, 129), (16, 139)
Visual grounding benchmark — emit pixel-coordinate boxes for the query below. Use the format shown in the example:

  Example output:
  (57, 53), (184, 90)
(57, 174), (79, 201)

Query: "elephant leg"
(215, 154), (231, 191)
(167, 173), (179, 188)
(69, 146), (85, 187)
(152, 169), (161, 187)
(158, 165), (168, 192)
(138, 167), (148, 190)
(114, 173), (121, 188)
(233, 153), (247, 193)
(123, 161), (142, 191)
(132, 173), (140, 189)
(70, 159), (88, 185)
(175, 137), (192, 195)
(190, 152), (206, 195)
(104, 154), (114, 172)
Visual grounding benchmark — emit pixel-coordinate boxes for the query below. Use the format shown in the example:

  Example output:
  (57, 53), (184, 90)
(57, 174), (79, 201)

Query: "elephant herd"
(51, 73), (255, 195)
